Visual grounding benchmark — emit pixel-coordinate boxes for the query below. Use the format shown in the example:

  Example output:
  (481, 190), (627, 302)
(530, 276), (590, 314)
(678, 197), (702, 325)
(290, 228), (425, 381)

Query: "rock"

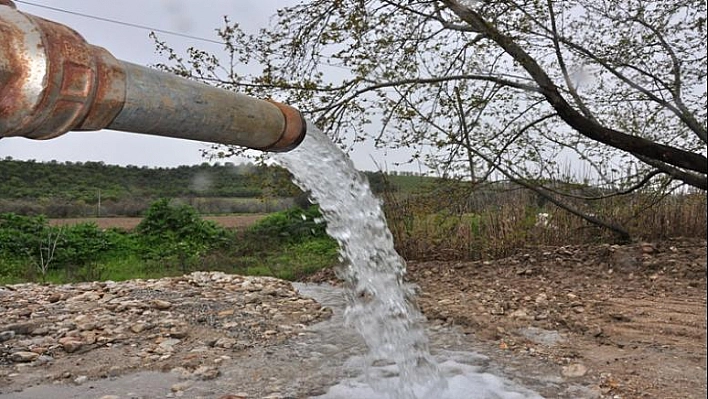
(489, 306), (505, 315)
(169, 328), (188, 338)
(10, 351), (39, 363)
(99, 396), (121, 399)
(193, 365), (220, 380)
(30, 326), (50, 336)
(0, 330), (15, 342)
(4, 322), (38, 335)
(107, 366), (122, 377)
(640, 242), (656, 254)
(73, 375), (88, 385)
(59, 337), (83, 353)
(214, 337), (237, 349)
(68, 292), (101, 302)
(47, 293), (62, 303)
(159, 338), (181, 351)
(509, 309), (529, 319)
(171, 381), (193, 392)
(151, 299), (172, 310)
(130, 323), (147, 333)
(33, 355), (54, 366)
(562, 363), (588, 378)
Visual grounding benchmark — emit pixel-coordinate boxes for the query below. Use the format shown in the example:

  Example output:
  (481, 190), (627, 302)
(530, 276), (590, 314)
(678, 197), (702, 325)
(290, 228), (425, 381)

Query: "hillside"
(0, 159), (294, 201)
(0, 158), (435, 217)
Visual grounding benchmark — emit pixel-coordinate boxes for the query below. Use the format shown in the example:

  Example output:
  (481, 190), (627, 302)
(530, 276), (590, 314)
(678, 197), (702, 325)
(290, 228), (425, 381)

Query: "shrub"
(227, 206), (338, 280)
(134, 199), (230, 272)
(244, 205), (328, 246)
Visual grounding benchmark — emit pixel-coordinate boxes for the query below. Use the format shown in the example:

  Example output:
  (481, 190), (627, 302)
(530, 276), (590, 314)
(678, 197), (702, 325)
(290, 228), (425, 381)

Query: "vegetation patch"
(0, 202), (338, 285)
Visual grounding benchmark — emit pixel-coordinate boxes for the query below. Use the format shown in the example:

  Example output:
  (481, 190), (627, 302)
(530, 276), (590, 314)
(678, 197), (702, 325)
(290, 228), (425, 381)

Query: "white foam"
(315, 352), (543, 399)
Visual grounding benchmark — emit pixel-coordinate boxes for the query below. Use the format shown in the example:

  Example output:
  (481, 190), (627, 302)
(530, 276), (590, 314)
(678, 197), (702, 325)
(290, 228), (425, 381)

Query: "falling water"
(275, 123), (446, 399)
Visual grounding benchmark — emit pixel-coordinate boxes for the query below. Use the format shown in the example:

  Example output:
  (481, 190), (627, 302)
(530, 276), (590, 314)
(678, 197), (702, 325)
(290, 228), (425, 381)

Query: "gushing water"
(275, 124), (446, 398)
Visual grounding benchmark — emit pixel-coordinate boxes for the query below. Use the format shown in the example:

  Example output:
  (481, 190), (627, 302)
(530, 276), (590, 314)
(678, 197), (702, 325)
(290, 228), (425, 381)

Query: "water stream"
(275, 124), (542, 399)
(0, 124), (574, 399)
(275, 124), (445, 398)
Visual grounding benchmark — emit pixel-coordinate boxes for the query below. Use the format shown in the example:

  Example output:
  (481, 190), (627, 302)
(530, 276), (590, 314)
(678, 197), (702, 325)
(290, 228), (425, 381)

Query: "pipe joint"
(0, 4), (126, 140)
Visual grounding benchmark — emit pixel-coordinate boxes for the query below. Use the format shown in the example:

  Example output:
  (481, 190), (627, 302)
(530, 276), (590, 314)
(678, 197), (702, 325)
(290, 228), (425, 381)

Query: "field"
(48, 214), (268, 230)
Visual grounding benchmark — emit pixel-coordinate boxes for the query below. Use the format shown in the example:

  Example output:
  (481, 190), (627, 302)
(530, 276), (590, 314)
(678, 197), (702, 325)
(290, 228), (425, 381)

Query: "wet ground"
(0, 283), (596, 399)
(1, 238), (705, 399)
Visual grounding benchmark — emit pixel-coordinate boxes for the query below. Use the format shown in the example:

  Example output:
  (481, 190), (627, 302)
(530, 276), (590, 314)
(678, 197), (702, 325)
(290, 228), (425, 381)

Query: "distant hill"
(0, 158), (435, 217)
(0, 158), (306, 217)
(0, 158), (297, 201)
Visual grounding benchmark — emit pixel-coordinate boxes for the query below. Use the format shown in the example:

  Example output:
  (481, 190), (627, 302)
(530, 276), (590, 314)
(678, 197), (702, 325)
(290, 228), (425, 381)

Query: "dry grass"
(385, 186), (707, 261)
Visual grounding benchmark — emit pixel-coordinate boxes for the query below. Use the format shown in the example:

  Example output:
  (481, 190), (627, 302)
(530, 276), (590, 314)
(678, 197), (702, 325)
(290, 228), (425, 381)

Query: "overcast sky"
(2, 0), (417, 171)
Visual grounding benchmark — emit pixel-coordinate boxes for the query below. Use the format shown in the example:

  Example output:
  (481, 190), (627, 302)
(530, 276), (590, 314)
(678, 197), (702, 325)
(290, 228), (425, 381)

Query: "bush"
(244, 205), (328, 245)
(0, 213), (134, 281)
(134, 199), (230, 272)
(227, 206), (338, 280)
(0, 213), (46, 258)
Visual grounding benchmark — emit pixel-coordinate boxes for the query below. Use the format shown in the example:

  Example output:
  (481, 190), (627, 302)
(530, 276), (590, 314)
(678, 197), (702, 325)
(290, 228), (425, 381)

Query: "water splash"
(275, 123), (446, 398)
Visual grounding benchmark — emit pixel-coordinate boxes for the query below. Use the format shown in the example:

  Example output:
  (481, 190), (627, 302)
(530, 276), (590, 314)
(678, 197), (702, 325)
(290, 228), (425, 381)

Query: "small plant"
(31, 225), (63, 280)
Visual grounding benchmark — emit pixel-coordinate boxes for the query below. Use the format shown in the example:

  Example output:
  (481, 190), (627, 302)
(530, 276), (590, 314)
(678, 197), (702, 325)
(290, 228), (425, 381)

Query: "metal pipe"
(0, 1), (306, 152)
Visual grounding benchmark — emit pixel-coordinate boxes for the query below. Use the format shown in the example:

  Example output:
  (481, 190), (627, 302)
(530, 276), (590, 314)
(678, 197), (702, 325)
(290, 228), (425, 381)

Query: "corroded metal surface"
(0, 2), (306, 151)
(0, 4), (126, 140)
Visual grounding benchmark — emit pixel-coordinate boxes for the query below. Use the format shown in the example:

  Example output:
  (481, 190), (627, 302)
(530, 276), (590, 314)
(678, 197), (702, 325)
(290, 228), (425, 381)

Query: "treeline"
(0, 159), (309, 217)
(0, 158), (402, 218)
(0, 158), (299, 201)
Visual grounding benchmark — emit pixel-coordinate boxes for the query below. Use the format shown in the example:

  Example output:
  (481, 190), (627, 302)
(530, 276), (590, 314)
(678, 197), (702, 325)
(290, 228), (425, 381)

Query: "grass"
(385, 187), (707, 261)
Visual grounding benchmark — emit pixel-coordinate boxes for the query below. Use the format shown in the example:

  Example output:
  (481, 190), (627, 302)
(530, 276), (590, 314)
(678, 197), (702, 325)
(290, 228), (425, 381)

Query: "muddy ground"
(406, 238), (706, 399)
(1, 238), (705, 398)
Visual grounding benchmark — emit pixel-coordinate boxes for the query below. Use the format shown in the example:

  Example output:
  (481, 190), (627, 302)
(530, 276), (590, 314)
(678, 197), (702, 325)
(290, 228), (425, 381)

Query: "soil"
(408, 238), (707, 399)
(1, 238), (705, 398)
(48, 215), (268, 231)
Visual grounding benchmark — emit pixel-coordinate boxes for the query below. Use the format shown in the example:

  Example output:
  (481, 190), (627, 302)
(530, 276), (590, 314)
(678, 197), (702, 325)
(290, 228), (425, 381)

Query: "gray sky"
(2, 0), (416, 171)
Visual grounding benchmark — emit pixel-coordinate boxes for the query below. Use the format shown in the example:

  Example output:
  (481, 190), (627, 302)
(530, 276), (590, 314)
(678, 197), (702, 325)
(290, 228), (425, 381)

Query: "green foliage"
(0, 201), (341, 285)
(0, 213), (46, 258)
(244, 205), (328, 245)
(135, 199), (230, 272)
(0, 159), (303, 217)
(53, 224), (116, 268)
(228, 206), (338, 280)
(0, 213), (134, 282)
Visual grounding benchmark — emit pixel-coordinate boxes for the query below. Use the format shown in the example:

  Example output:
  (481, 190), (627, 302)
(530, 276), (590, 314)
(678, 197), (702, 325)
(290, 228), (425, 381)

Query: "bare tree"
(153, 0), (706, 238)
(30, 226), (63, 280)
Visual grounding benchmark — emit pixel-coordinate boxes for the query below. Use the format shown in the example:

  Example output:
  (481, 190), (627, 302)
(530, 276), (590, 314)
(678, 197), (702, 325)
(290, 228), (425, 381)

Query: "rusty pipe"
(0, 1), (305, 152)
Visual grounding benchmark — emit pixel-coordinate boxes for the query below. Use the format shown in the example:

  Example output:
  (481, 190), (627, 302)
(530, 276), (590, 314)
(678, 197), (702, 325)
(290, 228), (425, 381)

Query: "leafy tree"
(153, 0), (706, 240)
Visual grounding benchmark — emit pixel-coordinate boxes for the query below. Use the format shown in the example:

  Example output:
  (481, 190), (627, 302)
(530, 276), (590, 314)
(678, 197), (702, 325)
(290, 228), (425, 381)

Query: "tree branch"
(441, 0), (707, 179)
(311, 74), (542, 113)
